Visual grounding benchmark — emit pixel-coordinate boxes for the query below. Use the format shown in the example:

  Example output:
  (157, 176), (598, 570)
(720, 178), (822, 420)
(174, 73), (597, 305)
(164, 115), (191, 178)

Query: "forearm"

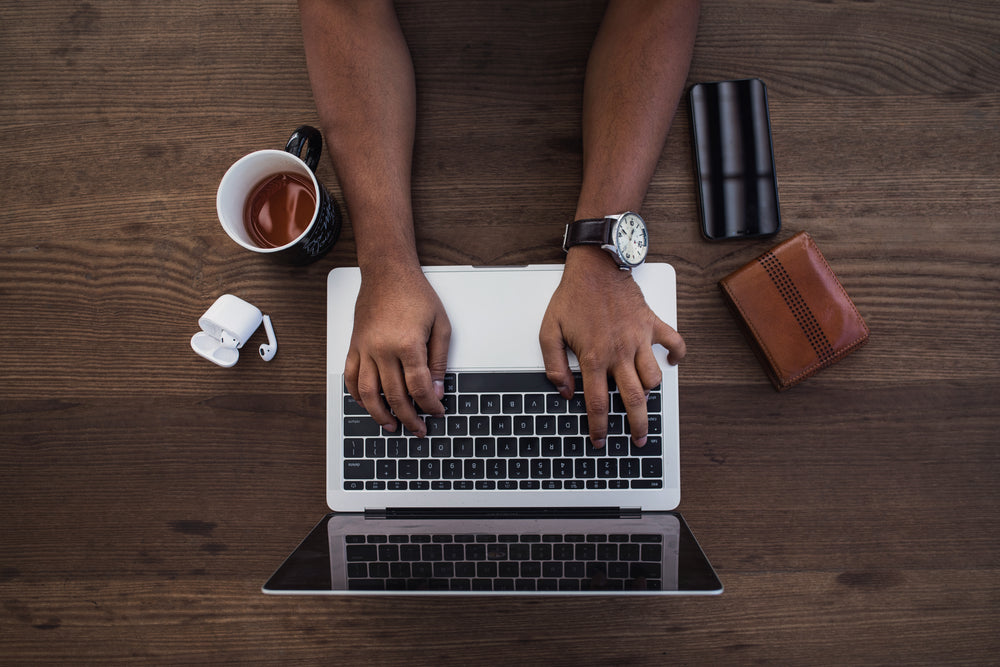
(575, 0), (700, 221)
(298, 0), (419, 275)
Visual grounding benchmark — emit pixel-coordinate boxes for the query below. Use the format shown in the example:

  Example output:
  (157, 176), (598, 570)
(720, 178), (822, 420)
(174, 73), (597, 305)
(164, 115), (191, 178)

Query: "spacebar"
(457, 372), (559, 393)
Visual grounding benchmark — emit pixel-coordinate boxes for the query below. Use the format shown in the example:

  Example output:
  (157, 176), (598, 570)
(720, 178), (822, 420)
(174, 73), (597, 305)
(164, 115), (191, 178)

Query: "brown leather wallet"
(719, 231), (870, 391)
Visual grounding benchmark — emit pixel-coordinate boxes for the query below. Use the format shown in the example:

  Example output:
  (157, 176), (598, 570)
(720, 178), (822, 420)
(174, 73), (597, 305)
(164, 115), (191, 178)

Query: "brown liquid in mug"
(244, 172), (317, 248)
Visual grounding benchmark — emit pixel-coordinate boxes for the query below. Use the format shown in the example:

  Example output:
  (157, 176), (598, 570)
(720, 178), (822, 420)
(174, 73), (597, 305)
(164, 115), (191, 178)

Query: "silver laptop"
(264, 264), (721, 595)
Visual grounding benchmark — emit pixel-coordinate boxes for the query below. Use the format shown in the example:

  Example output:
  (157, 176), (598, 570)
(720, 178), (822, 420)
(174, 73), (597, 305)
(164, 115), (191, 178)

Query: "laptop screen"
(264, 511), (722, 595)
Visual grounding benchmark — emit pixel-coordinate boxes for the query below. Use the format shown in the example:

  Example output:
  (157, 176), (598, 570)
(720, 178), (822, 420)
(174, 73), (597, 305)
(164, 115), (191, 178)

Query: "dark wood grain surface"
(2, 0), (997, 663)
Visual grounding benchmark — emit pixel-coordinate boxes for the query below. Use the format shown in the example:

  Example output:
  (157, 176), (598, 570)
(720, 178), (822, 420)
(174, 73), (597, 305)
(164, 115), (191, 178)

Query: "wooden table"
(2, 1), (996, 663)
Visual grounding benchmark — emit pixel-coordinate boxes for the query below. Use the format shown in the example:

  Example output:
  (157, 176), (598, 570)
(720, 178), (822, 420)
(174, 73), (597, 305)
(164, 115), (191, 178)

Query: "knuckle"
(578, 351), (605, 374)
(544, 367), (568, 386)
(586, 395), (609, 416)
(621, 386), (648, 409)
(356, 380), (381, 402)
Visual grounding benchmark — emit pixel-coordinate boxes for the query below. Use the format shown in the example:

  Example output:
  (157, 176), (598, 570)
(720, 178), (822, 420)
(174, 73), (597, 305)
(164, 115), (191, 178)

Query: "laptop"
(264, 264), (721, 595)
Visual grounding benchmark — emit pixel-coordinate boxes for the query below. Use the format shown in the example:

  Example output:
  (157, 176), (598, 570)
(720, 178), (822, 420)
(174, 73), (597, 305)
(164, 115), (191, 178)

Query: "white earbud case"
(191, 294), (263, 367)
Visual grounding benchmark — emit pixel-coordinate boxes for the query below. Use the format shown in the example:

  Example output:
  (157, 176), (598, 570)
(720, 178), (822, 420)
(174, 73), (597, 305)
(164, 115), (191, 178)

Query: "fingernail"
(593, 438), (606, 449)
(381, 422), (397, 433)
(433, 380), (445, 399)
(634, 436), (647, 448)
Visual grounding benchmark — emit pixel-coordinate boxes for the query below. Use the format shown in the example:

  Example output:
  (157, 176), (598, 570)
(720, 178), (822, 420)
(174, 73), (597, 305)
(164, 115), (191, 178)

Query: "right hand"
(344, 266), (451, 437)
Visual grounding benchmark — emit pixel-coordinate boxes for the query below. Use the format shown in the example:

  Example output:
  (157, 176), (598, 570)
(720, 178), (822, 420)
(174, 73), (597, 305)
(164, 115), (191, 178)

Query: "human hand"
(539, 246), (686, 448)
(345, 265), (451, 437)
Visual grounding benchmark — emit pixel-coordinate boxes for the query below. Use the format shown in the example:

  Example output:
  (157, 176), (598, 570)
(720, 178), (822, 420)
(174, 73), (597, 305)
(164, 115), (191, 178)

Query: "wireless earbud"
(258, 315), (277, 361)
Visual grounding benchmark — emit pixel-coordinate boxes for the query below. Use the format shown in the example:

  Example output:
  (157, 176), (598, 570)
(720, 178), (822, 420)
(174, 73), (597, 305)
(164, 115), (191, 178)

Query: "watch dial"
(615, 213), (648, 265)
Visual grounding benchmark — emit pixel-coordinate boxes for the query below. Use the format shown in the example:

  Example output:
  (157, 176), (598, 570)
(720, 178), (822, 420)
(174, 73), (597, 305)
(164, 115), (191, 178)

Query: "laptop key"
(497, 438), (517, 457)
(546, 394), (567, 414)
(344, 395), (367, 415)
(365, 438), (386, 458)
(486, 459), (506, 479)
(491, 416), (512, 436)
(531, 459), (551, 478)
(431, 439), (451, 458)
(535, 416), (556, 435)
(376, 460), (396, 479)
(519, 437), (541, 458)
(398, 460), (419, 479)
(344, 416), (381, 436)
(468, 415), (490, 436)
(453, 438), (475, 457)
(409, 439), (430, 458)
(442, 460), (462, 479)
(420, 460), (441, 479)
(642, 458), (663, 478)
(345, 438), (364, 458)
(344, 460), (374, 479)
(632, 436), (662, 457)
(620, 458), (641, 478)
(607, 437), (629, 457)
(481, 395), (501, 414)
(387, 438), (408, 458)
(458, 395), (478, 414)
(502, 394), (522, 413)
(513, 416), (533, 435)
(524, 394), (545, 414)
(447, 416), (468, 436)
(474, 437), (496, 458)
(563, 438), (585, 457)
(539, 437), (559, 456)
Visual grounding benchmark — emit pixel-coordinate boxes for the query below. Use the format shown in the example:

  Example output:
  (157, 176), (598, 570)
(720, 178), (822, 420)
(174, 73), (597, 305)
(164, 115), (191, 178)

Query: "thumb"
(652, 317), (687, 366)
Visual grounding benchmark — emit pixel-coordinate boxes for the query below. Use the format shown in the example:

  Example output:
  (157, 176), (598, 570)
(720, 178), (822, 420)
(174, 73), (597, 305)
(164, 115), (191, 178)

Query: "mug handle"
(285, 125), (323, 172)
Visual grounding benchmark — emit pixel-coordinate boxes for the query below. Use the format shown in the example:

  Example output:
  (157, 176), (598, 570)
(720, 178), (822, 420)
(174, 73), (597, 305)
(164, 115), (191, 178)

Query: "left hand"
(539, 246), (686, 449)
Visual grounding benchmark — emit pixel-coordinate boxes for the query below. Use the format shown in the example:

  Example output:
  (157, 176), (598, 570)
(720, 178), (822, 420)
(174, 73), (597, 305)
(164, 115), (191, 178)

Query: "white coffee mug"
(217, 126), (341, 264)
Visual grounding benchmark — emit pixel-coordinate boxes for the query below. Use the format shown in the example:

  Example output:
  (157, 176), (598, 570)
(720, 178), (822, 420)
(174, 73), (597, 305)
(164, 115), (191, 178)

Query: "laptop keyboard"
(342, 372), (664, 492)
(344, 531), (664, 591)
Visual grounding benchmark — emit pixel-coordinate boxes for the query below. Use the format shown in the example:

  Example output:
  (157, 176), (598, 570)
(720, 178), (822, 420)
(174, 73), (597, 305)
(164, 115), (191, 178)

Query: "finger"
(652, 317), (687, 365)
(539, 318), (575, 398)
(378, 356), (426, 437)
(635, 346), (663, 392)
(580, 365), (609, 449)
(344, 347), (362, 403)
(403, 363), (444, 419)
(614, 368), (649, 447)
(357, 356), (395, 431)
(425, 314), (452, 408)
(397, 314), (449, 420)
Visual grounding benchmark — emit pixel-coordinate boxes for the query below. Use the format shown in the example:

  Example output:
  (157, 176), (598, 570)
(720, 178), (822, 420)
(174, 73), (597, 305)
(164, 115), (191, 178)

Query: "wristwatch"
(562, 211), (648, 270)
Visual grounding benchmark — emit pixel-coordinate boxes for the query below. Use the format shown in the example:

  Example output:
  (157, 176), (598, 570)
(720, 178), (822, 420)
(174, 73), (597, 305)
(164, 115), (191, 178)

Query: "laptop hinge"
(366, 507), (641, 520)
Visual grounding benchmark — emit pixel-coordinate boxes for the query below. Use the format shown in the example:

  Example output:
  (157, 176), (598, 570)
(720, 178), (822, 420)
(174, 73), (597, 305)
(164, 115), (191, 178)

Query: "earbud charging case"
(191, 294), (263, 367)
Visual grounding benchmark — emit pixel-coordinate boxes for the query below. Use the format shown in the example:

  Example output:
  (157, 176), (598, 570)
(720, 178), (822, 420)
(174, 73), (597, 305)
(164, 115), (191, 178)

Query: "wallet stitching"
(773, 236), (870, 386)
(758, 251), (835, 365)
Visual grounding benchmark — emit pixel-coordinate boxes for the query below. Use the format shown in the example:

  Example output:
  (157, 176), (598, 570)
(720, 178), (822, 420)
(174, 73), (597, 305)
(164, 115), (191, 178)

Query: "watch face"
(614, 213), (648, 266)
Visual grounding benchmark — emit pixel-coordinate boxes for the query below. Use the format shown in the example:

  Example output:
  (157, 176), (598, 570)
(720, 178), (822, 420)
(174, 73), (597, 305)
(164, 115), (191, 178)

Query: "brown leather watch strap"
(563, 217), (612, 251)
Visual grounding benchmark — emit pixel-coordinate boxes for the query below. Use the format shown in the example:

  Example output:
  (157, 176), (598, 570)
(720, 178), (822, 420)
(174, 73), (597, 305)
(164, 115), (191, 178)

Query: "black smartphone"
(689, 78), (780, 241)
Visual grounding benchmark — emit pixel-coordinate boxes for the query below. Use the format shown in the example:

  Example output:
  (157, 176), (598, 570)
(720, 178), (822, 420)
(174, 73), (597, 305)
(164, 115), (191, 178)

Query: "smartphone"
(689, 78), (781, 241)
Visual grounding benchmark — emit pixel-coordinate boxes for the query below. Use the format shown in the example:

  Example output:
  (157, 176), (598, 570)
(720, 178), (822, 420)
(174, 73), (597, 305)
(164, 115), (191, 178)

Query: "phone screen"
(689, 78), (780, 240)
